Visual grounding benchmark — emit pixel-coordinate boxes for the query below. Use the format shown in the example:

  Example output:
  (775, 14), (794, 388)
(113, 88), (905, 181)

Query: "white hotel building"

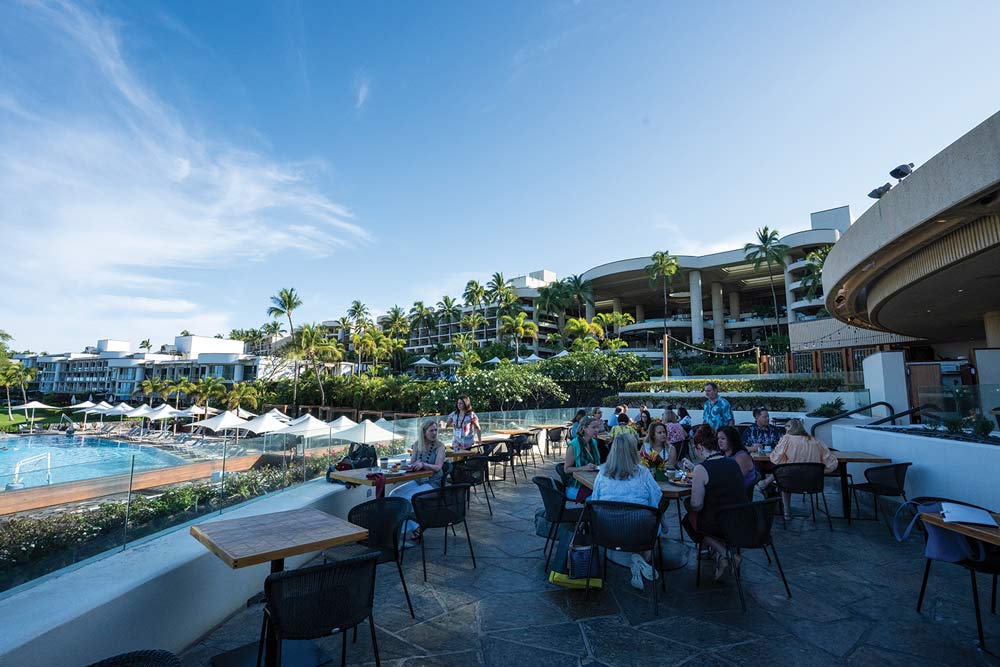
(13, 336), (290, 401)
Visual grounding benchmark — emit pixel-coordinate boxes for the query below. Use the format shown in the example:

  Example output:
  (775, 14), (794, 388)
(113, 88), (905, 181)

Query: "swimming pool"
(0, 435), (187, 490)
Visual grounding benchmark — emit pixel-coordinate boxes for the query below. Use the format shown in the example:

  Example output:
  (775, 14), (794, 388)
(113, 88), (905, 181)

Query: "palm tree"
(536, 282), (571, 332)
(192, 376), (227, 414)
(563, 275), (594, 318)
(744, 227), (791, 336)
(138, 377), (166, 405)
(225, 382), (260, 412)
(179, 329), (192, 337)
(140, 339), (152, 352)
(463, 279), (487, 339)
(14, 365), (36, 404)
(645, 250), (682, 338)
(347, 300), (371, 327)
(801, 245), (832, 302)
(499, 312), (539, 363)
(268, 287), (304, 403)
(0, 365), (16, 420)
(593, 312), (635, 341)
(562, 317), (604, 351)
(409, 302), (437, 347)
(486, 272), (508, 340)
(461, 312), (487, 342)
(169, 376), (195, 408)
(297, 323), (344, 404)
(436, 296), (461, 338)
(383, 306), (410, 339)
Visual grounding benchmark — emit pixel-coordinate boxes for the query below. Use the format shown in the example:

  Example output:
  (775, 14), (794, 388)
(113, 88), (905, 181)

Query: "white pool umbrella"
(522, 353), (543, 363)
(13, 400), (57, 428)
(233, 407), (257, 419)
(127, 403), (154, 418)
(68, 400), (96, 410)
(373, 418), (393, 429)
(147, 404), (181, 420)
(190, 410), (249, 431)
(439, 359), (461, 367)
(265, 408), (291, 422)
(484, 356), (502, 364)
(242, 412), (288, 435)
(274, 414), (330, 437)
(104, 403), (134, 416)
(328, 415), (358, 433)
(335, 420), (401, 445)
(411, 357), (438, 367)
(553, 350), (569, 358)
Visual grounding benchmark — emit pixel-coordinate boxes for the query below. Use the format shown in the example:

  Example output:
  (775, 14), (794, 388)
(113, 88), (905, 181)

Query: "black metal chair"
(484, 439), (518, 485)
(912, 496), (1000, 649)
(772, 462), (832, 531)
(510, 433), (537, 473)
(411, 484), (476, 581)
(450, 455), (492, 515)
(584, 500), (665, 615)
(849, 462), (911, 524)
(324, 497), (415, 618)
(717, 498), (792, 612)
(546, 427), (566, 459)
(533, 475), (584, 570)
(257, 551), (380, 667)
(86, 650), (181, 667)
(554, 462), (571, 490)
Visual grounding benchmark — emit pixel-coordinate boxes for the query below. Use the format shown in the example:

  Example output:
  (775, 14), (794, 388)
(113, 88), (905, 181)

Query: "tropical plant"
(460, 312), (487, 340)
(536, 281), (572, 331)
(436, 296), (462, 334)
(225, 382), (260, 412)
(463, 280), (487, 339)
(744, 227), (790, 336)
(536, 351), (650, 405)
(382, 306), (410, 339)
(0, 365), (16, 420)
(299, 323), (346, 404)
(604, 338), (629, 350)
(486, 272), (511, 340)
(563, 317), (604, 347)
(168, 376), (195, 408)
(12, 365), (36, 404)
(645, 251), (682, 336)
(801, 245), (832, 301)
(347, 299), (371, 327)
(593, 311), (635, 342)
(563, 274), (594, 318)
(191, 376), (227, 413)
(139, 339), (152, 352)
(499, 312), (539, 362)
(267, 287), (304, 403)
(137, 377), (167, 405)
(179, 329), (192, 337)
(260, 320), (287, 338)
(409, 301), (437, 347)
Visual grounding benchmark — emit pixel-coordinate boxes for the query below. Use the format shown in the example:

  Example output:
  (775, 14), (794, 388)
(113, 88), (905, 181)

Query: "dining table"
(920, 510), (1000, 547)
(492, 428), (536, 436)
(573, 469), (692, 542)
(529, 424), (571, 457)
(325, 467), (433, 487)
(753, 450), (891, 521)
(190, 507), (369, 667)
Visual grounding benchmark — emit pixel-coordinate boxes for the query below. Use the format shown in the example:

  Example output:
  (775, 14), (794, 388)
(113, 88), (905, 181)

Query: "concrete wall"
(0, 480), (351, 667)
(862, 351), (909, 422)
(619, 390), (867, 412)
(831, 424), (1000, 510)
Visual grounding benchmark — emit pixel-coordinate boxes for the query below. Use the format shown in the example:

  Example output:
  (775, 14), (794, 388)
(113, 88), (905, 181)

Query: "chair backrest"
(348, 497), (410, 557)
(717, 498), (779, 549)
(863, 462), (912, 494)
(451, 456), (488, 485)
(485, 440), (513, 460)
(511, 433), (532, 452)
(264, 551), (379, 640)
(411, 484), (471, 528)
(547, 427), (565, 444)
(554, 462), (570, 488)
(439, 461), (453, 488)
(772, 462), (825, 493)
(533, 476), (568, 521)
(86, 650), (181, 667)
(586, 500), (660, 553)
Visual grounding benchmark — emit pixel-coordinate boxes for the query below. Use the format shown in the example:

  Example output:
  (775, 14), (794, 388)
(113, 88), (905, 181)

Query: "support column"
(612, 298), (622, 336)
(729, 291), (741, 319)
(986, 311), (1000, 348)
(711, 281), (725, 345)
(783, 268), (796, 325)
(689, 270), (704, 344)
(635, 304), (645, 323)
(585, 303), (595, 322)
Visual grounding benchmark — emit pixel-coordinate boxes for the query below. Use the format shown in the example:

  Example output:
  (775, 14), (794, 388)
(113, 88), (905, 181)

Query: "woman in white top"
(591, 432), (665, 590)
(390, 420), (446, 537)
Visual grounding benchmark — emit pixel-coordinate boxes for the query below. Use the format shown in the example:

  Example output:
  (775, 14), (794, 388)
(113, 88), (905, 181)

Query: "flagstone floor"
(181, 457), (1000, 667)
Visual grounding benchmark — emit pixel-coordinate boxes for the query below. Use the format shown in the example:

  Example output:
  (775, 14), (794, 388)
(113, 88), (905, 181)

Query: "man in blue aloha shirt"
(702, 382), (734, 430)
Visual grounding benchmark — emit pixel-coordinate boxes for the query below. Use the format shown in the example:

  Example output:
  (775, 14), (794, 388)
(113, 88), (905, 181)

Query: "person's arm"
(564, 440), (597, 474)
(642, 467), (663, 508)
(770, 436), (788, 464)
(689, 464), (708, 511)
(725, 400), (735, 427)
(471, 413), (482, 445)
(818, 440), (838, 473)
(445, 412), (456, 428)
(666, 444), (678, 469)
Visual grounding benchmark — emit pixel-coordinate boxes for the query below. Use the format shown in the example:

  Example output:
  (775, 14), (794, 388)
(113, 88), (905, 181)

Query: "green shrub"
(807, 397), (846, 418)
(607, 393), (805, 412)
(418, 363), (568, 413)
(968, 416), (996, 440)
(535, 352), (651, 405)
(624, 377), (844, 393)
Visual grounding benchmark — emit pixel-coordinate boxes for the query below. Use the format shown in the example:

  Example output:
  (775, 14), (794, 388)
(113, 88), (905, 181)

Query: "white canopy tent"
(13, 400), (57, 429)
(335, 420), (402, 445)
(190, 410), (249, 432)
(75, 402), (110, 426)
(273, 414), (332, 438)
(484, 357), (502, 365)
(328, 415), (358, 433)
(287, 413), (315, 426)
(234, 408), (257, 419)
(67, 400), (96, 410)
(241, 413), (288, 435)
(522, 353), (543, 363)
(126, 404), (154, 418)
(373, 418), (394, 430)
(265, 408), (291, 422)
(552, 350), (570, 358)
(146, 404), (181, 420)
(410, 357), (438, 368)
(438, 359), (461, 368)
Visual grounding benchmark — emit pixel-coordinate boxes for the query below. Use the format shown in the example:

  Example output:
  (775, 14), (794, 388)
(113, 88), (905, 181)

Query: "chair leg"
(852, 488), (860, 522)
(543, 522), (556, 571)
(917, 558), (932, 613)
(770, 541), (792, 599)
(676, 499), (685, 543)
(763, 543), (772, 565)
(464, 519), (476, 568)
(810, 493), (816, 523)
(369, 614), (381, 667)
(341, 627), (347, 667)
(992, 574), (997, 615)
(971, 569), (985, 648)
(396, 559), (415, 619)
(873, 494), (880, 523)
(255, 614), (267, 667)
(821, 492), (832, 532)
(695, 544), (703, 588)
(420, 536), (428, 582)
(483, 483), (493, 515)
(651, 550), (659, 617)
(353, 625), (357, 643)
(731, 547), (747, 613)
(657, 540), (666, 592)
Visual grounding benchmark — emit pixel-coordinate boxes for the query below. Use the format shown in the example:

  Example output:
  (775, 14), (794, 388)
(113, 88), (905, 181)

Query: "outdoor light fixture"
(868, 183), (892, 199)
(890, 163), (915, 181)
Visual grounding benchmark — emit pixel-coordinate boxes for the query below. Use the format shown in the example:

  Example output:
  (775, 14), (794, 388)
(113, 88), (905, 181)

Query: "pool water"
(0, 435), (186, 490)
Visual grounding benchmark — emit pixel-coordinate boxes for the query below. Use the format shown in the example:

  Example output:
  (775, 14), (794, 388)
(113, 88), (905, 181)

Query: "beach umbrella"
(127, 403), (155, 418)
(439, 359), (461, 367)
(13, 400), (57, 428)
(483, 357), (502, 365)
(241, 412), (288, 435)
(287, 412), (316, 426)
(265, 408), (291, 422)
(190, 410), (251, 445)
(553, 350), (569, 358)
(233, 407), (257, 419)
(522, 353), (543, 363)
(328, 415), (358, 433)
(68, 399), (94, 410)
(373, 418), (393, 429)
(410, 357), (438, 368)
(335, 419), (402, 445)
(147, 404), (180, 420)
(273, 414), (330, 437)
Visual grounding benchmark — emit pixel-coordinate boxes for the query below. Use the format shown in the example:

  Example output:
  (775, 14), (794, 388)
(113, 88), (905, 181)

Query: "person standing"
(702, 382), (734, 431)
(446, 395), (481, 451)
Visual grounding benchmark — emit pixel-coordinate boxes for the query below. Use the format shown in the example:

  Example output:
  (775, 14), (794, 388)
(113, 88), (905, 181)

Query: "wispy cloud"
(0, 0), (369, 351)
(354, 73), (371, 110)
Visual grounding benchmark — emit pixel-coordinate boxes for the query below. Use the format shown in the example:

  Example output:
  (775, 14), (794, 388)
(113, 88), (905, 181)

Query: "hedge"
(419, 364), (568, 413)
(606, 393), (806, 412)
(624, 377), (844, 393)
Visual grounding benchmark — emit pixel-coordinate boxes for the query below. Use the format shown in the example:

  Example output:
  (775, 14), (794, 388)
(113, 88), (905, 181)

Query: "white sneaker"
(629, 560), (645, 590)
(631, 553), (657, 581)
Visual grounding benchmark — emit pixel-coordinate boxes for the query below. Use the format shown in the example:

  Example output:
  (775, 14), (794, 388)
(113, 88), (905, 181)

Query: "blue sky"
(3, 0), (1000, 353)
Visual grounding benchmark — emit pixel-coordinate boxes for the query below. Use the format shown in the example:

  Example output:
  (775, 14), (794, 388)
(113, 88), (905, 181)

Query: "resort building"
(12, 335), (292, 401)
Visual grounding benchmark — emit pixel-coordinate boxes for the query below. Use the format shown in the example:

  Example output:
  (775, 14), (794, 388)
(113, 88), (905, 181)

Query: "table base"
(211, 639), (329, 667)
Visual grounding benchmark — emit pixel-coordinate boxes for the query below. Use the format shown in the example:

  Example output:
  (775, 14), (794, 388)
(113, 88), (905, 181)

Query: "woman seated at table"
(564, 416), (602, 502)
(682, 427), (746, 581)
(662, 410), (687, 452)
(591, 407), (608, 432)
(718, 425), (757, 493)
(569, 409), (587, 439)
(676, 407), (693, 429)
(641, 422), (678, 470)
(758, 418), (837, 519)
(743, 407), (783, 452)
(390, 420), (446, 536)
(591, 432), (665, 590)
(634, 409), (653, 438)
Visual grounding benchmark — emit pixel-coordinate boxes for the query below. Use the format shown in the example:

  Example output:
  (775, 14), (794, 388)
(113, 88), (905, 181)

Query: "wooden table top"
(752, 451), (891, 465)
(574, 470), (692, 499)
(493, 428), (535, 435)
(529, 424), (570, 430)
(481, 434), (511, 444)
(921, 511), (1000, 547)
(445, 449), (480, 459)
(325, 467), (433, 486)
(190, 507), (368, 569)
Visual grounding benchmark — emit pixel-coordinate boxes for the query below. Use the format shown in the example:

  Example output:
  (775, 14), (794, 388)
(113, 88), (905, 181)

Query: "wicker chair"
(85, 650), (180, 667)
(532, 475), (584, 570)
(258, 551), (380, 667)
(450, 456), (492, 515)
(585, 500), (665, 614)
(411, 484), (476, 581)
(717, 498), (791, 612)
(849, 462), (911, 524)
(324, 497), (415, 618)
(772, 462), (832, 531)
(546, 427), (566, 459)
(484, 439), (518, 485)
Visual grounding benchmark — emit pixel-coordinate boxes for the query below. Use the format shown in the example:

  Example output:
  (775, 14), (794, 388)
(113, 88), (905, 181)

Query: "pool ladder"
(5, 453), (52, 491)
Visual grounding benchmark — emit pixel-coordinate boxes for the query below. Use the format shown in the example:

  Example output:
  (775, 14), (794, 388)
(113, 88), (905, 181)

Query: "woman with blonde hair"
(760, 418), (837, 520)
(591, 432), (664, 590)
(390, 420), (447, 499)
(642, 422), (678, 470)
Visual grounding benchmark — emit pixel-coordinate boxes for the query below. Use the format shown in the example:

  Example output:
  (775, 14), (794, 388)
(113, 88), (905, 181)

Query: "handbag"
(893, 500), (986, 563)
(567, 512), (601, 581)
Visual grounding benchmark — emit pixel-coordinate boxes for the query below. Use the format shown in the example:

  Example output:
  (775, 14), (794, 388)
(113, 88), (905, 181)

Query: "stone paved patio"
(181, 457), (1000, 666)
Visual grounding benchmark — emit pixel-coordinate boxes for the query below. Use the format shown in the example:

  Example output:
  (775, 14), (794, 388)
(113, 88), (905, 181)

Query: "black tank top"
(701, 455), (745, 518)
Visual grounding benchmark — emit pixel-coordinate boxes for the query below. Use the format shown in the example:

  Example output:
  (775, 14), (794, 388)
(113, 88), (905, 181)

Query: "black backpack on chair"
(326, 443), (379, 483)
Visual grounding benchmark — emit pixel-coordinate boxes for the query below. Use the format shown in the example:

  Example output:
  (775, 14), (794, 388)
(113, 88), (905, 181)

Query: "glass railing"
(917, 384), (1000, 432)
